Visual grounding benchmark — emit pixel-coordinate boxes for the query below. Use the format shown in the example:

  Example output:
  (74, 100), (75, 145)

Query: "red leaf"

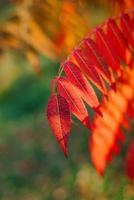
(62, 61), (102, 115)
(95, 27), (121, 72)
(57, 77), (91, 129)
(120, 13), (134, 49)
(47, 94), (71, 157)
(82, 37), (112, 84)
(72, 48), (107, 95)
(106, 18), (131, 64)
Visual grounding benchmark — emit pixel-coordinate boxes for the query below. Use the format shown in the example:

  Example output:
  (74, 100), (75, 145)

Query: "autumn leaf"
(47, 94), (71, 157)
(120, 13), (134, 49)
(106, 18), (132, 65)
(57, 77), (91, 129)
(82, 37), (112, 84)
(72, 48), (107, 94)
(95, 27), (121, 72)
(62, 60), (102, 115)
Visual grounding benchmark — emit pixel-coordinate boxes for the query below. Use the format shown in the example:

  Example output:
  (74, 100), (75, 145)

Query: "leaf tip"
(111, 82), (116, 92)
(82, 116), (91, 129)
(93, 106), (103, 117)
(64, 148), (68, 158)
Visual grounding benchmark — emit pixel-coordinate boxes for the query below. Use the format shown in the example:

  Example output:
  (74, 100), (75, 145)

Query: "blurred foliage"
(0, 0), (134, 199)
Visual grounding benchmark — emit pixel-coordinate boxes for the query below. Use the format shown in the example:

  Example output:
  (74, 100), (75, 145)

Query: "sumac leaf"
(62, 61), (102, 115)
(47, 94), (71, 157)
(120, 13), (134, 49)
(57, 77), (91, 129)
(106, 18), (132, 64)
(82, 37), (112, 84)
(72, 48), (107, 95)
(95, 27), (121, 72)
